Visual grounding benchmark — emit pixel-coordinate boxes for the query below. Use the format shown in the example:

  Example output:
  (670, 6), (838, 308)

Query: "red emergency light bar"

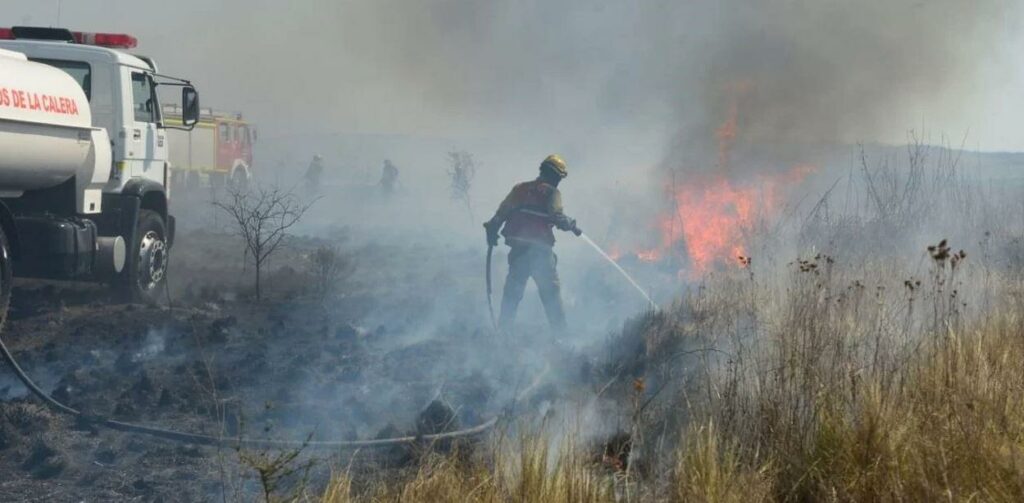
(0, 27), (137, 49)
(72, 31), (137, 49)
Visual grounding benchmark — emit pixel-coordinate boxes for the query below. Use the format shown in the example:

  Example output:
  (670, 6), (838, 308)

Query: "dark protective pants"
(499, 243), (566, 331)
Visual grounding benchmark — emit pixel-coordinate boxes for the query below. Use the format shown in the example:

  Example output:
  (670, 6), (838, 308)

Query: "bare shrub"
(214, 185), (316, 300)
(307, 245), (351, 301)
(801, 134), (973, 259)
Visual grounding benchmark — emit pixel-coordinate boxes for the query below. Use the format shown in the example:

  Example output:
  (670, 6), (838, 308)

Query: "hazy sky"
(3, 0), (1023, 153)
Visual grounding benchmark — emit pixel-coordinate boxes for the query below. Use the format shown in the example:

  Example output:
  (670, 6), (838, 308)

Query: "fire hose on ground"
(0, 330), (498, 450)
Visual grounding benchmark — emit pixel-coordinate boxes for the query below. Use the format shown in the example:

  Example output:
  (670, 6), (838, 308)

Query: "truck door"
(126, 70), (167, 184)
(238, 125), (253, 167)
(216, 121), (232, 173)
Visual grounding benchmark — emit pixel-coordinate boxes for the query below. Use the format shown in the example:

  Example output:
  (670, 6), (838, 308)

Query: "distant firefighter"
(484, 154), (581, 332)
(379, 159), (399, 195)
(305, 154), (324, 190)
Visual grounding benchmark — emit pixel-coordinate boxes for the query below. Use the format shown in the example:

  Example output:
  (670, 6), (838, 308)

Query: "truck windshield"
(30, 58), (91, 100)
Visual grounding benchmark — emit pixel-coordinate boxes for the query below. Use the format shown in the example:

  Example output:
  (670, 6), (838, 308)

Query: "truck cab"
(0, 27), (199, 303)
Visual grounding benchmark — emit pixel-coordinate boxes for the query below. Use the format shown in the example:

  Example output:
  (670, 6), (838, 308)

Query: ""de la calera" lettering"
(0, 87), (80, 115)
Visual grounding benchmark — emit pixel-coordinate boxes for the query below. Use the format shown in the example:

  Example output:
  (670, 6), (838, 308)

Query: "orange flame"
(659, 165), (814, 274)
(614, 165), (813, 274)
(612, 82), (815, 277)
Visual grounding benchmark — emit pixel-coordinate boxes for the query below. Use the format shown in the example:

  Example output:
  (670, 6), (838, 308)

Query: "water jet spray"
(579, 233), (658, 310)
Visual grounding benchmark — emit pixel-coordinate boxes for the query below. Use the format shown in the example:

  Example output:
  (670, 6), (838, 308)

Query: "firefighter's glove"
(484, 221), (500, 247)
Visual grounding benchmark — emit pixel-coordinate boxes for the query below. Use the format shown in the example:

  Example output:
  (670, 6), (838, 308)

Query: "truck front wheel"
(125, 209), (168, 304)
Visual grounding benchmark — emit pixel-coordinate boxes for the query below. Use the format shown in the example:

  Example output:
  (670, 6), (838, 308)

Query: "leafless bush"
(856, 133), (965, 228)
(801, 135), (976, 259)
(307, 245), (351, 301)
(214, 185), (316, 300)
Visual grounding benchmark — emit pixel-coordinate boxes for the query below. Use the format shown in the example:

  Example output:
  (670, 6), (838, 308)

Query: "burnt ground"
(0, 221), (602, 501)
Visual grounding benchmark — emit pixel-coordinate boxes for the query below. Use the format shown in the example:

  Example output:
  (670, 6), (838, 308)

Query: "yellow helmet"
(540, 154), (568, 178)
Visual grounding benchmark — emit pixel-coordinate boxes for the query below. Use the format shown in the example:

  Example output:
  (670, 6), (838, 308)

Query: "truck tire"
(0, 226), (12, 326)
(125, 209), (168, 304)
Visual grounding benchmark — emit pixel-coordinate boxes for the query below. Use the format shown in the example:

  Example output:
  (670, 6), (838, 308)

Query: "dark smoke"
(664, 0), (1014, 172)
(4, 1), (1015, 183)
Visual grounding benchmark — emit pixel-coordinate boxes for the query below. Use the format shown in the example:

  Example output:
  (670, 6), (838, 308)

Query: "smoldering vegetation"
(308, 143), (1024, 502)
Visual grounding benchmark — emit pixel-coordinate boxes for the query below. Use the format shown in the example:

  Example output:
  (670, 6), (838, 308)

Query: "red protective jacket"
(490, 179), (571, 247)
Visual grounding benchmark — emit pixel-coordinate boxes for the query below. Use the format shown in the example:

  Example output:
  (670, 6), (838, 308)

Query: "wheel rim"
(137, 230), (167, 293)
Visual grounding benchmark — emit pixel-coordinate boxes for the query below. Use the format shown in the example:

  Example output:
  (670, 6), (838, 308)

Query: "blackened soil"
(0, 228), (571, 501)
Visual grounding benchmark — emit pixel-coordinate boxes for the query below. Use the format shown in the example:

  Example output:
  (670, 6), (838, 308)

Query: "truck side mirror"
(181, 87), (200, 127)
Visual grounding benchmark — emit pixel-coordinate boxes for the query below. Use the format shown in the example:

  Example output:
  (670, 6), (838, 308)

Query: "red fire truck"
(164, 106), (256, 191)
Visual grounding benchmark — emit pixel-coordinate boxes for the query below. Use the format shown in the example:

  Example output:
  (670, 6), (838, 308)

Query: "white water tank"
(0, 47), (108, 197)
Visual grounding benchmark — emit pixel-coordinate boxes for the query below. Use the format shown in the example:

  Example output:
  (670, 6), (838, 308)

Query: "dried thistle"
(632, 378), (646, 394)
(928, 239), (952, 262)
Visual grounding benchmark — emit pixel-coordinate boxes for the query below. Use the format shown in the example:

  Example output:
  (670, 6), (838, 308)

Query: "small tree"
(214, 185), (315, 300)
(446, 150), (477, 224)
(236, 438), (315, 503)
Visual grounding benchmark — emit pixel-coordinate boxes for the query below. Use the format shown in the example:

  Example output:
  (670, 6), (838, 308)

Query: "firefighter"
(484, 154), (581, 331)
(305, 154), (324, 190)
(380, 159), (399, 195)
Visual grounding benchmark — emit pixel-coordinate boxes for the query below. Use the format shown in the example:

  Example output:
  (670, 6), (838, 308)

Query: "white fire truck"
(163, 106), (256, 191)
(0, 26), (200, 307)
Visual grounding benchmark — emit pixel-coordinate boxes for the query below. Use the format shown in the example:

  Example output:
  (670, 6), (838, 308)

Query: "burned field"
(0, 223), (603, 501)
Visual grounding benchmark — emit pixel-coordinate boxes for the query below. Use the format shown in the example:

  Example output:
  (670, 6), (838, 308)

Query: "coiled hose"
(0, 332), (497, 449)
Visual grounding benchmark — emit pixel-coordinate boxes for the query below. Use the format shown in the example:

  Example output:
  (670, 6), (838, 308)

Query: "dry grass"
(321, 433), (614, 502)
(750, 312), (1024, 501)
(666, 244), (1024, 501)
(673, 420), (773, 502)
